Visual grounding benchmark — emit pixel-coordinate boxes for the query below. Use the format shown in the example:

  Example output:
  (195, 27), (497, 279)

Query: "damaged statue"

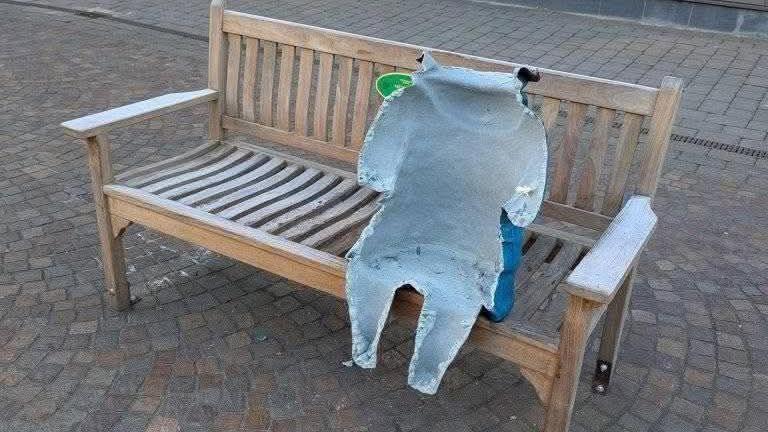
(345, 52), (548, 394)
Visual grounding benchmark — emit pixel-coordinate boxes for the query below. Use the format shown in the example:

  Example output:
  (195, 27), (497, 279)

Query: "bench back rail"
(209, 3), (682, 218)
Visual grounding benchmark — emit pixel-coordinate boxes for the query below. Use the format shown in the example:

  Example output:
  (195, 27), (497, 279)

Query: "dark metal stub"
(592, 360), (612, 394)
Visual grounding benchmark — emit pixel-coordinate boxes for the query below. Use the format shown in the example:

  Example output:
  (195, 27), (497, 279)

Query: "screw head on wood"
(595, 384), (605, 393)
(599, 363), (608, 372)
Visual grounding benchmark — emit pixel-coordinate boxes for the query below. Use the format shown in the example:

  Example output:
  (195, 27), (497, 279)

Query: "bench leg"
(544, 295), (600, 432)
(86, 135), (132, 310)
(593, 270), (634, 394)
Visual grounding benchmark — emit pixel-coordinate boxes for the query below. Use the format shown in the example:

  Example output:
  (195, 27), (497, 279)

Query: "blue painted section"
(484, 211), (525, 322)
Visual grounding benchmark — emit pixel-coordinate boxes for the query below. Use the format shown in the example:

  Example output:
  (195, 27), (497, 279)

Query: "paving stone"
(145, 416), (179, 432)
(69, 321), (97, 335)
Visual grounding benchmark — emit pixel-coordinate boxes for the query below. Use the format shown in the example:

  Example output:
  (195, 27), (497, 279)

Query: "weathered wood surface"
(543, 296), (602, 432)
(222, 11), (659, 114)
(638, 76), (684, 197)
(103, 182), (561, 378)
(85, 135), (131, 310)
(61, 89), (218, 138)
(62, 5), (682, 431)
(108, 142), (611, 344)
(208, 0), (226, 140)
(564, 196), (657, 303)
(225, 33), (242, 116)
(241, 37), (259, 122)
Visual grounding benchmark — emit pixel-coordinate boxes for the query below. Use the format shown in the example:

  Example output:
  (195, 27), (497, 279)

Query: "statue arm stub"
(356, 90), (413, 194)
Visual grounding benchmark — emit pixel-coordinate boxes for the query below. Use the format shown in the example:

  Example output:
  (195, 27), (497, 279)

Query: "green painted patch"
(376, 72), (413, 97)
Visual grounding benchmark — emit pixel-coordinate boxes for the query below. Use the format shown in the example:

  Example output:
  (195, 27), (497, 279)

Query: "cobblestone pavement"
(1, 1), (767, 432)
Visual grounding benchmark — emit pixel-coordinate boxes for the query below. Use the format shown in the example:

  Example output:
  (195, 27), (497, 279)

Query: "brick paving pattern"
(1, 1), (767, 431)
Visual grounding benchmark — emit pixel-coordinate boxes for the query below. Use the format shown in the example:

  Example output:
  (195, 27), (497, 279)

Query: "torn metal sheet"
(345, 52), (548, 394)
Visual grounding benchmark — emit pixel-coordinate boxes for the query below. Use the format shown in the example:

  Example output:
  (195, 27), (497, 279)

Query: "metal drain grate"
(619, 124), (766, 160)
(669, 134), (768, 159)
(639, 124), (768, 159)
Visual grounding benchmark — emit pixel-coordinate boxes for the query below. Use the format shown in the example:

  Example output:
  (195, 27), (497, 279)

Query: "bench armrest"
(61, 89), (218, 138)
(563, 196), (657, 304)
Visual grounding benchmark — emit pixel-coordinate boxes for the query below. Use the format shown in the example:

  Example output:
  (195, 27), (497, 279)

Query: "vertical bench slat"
(350, 60), (373, 149)
(276, 44), (295, 130)
(574, 107), (614, 211)
(241, 37), (259, 122)
(550, 102), (587, 203)
(373, 63), (395, 110)
(207, 0), (226, 141)
(602, 112), (643, 215)
(225, 34), (242, 116)
(637, 77), (684, 197)
(294, 48), (314, 136)
(332, 56), (354, 147)
(540, 97), (561, 133)
(259, 41), (277, 126)
(313, 53), (334, 140)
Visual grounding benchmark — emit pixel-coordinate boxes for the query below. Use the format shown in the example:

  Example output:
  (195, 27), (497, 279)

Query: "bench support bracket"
(593, 269), (635, 394)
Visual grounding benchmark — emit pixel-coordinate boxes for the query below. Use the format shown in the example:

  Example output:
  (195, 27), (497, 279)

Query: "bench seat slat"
(279, 186), (377, 242)
(198, 164), (302, 212)
(142, 148), (254, 194)
(258, 179), (359, 234)
(115, 142), (219, 182)
(123, 145), (232, 188)
(158, 153), (269, 200)
(516, 236), (559, 287)
(508, 243), (585, 324)
(238, 173), (341, 226)
(300, 199), (379, 250)
(216, 168), (322, 219)
(178, 157), (285, 206)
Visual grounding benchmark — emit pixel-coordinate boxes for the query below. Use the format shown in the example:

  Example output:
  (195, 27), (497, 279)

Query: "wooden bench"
(61, 1), (682, 430)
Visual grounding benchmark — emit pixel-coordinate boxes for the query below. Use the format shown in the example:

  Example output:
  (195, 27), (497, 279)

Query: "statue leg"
(346, 266), (399, 368)
(408, 289), (481, 394)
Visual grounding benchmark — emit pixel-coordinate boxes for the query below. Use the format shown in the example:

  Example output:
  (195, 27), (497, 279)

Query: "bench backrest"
(208, 1), (682, 217)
